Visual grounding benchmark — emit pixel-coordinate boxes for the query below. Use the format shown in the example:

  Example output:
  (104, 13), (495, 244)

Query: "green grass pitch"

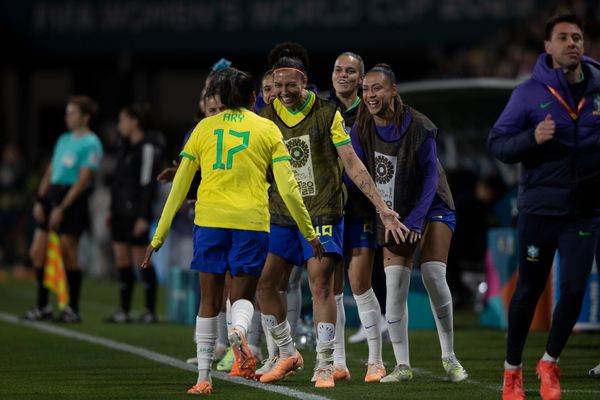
(1, 277), (599, 399)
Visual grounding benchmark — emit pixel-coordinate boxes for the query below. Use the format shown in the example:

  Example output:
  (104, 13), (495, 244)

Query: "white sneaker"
(589, 362), (600, 375)
(348, 324), (367, 344)
(186, 357), (198, 365)
(442, 355), (468, 382)
(380, 364), (413, 382)
(255, 356), (278, 378)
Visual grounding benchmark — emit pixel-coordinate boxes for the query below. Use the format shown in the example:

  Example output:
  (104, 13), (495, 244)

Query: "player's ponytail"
(205, 68), (255, 111)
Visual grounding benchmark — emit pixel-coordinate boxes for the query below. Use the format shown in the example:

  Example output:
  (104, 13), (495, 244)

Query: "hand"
(408, 230), (422, 244)
(48, 206), (64, 231)
(133, 218), (149, 238)
(157, 160), (179, 183)
(33, 201), (46, 224)
(141, 244), (157, 268)
(309, 237), (326, 261)
(534, 114), (555, 144)
(378, 207), (409, 244)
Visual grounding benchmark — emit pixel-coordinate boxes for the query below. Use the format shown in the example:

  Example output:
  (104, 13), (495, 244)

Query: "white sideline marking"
(0, 311), (331, 400)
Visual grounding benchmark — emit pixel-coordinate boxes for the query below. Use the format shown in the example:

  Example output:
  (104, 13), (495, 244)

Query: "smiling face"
(262, 73), (278, 104)
(332, 54), (362, 97)
(545, 22), (584, 70)
(361, 71), (397, 120)
(273, 68), (307, 110)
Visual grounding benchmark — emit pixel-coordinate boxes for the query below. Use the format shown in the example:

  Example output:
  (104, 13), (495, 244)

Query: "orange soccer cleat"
(227, 328), (256, 379)
(536, 359), (561, 400)
(502, 368), (525, 400)
(364, 363), (386, 383)
(332, 365), (351, 382)
(314, 365), (335, 388)
(186, 380), (212, 395)
(259, 351), (303, 383)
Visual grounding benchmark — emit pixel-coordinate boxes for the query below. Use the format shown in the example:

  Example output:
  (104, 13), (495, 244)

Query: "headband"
(273, 67), (306, 76)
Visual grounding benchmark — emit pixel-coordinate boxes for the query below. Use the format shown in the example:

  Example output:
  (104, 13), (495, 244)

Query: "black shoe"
(56, 306), (82, 323)
(105, 310), (132, 324)
(21, 305), (54, 321)
(139, 310), (158, 324)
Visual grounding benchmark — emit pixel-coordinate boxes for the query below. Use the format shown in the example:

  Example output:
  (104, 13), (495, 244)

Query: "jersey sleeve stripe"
(180, 151), (196, 161)
(334, 138), (351, 147)
(272, 155), (292, 163)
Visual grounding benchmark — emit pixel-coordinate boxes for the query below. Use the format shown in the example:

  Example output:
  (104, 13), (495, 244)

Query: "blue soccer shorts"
(191, 225), (268, 278)
(269, 219), (344, 265)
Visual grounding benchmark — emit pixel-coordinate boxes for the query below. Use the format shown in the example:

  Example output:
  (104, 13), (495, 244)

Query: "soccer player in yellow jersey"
(141, 68), (324, 395)
(256, 53), (409, 388)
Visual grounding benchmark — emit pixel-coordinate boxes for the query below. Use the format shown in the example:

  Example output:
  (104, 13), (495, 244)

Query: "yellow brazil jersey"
(181, 108), (291, 232)
(272, 91), (350, 147)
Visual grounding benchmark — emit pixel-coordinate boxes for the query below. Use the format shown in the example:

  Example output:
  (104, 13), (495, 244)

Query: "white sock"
(216, 311), (228, 347)
(226, 298), (232, 333)
(247, 308), (263, 354)
(230, 299), (254, 337)
(542, 352), (558, 363)
(195, 316), (218, 384)
(504, 361), (522, 370)
(421, 261), (454, 359)
(265, 315), (296, 358)
(354, 288), (383, 364)
(385, 265), (411, 367)
(286, 266), (303, 338)
(261, 314), (279, 358)
(333, 294), (347, 367)
(316, 322), (335, 369)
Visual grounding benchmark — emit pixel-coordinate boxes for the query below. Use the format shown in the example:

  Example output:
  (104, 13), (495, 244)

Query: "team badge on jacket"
(593, 94), (600, 115)
(526, 245), (539, 262)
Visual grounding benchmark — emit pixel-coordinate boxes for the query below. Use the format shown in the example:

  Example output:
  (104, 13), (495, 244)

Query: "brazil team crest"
(526, 245), (539, 262)
(594, 94), (600, 115)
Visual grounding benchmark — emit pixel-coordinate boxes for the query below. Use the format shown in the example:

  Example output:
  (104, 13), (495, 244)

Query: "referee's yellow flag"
(43, 231), (69, 310)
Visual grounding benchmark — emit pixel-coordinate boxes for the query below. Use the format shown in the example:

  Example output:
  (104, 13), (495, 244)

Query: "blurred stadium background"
(1, 1), (600, 398)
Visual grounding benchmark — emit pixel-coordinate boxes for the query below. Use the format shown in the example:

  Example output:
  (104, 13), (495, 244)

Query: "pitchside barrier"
(481, 227), (600, 331)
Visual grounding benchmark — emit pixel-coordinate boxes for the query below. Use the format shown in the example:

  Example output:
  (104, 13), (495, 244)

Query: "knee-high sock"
(117, 265), (134, 313)
(354, 288), (383, 364)
(247, 308), (263, 355)
(230, 299), (254, 337)
(385, 265), (411, 366)
(316, 322), (335, 369)
(333, 294), (347, 367)
(262, 314), (279, 358)
(217, 311), (228, 347)
(264, 315), (295, 358)
(140, 264), (157, 313)
(421, 261), (454, 358)
(66, 270), (82, 313)
(35, 268), (49, 309)
(195, 316), (218, 384)
(226, 298), (232, 333)
(286, 266), (303, 338)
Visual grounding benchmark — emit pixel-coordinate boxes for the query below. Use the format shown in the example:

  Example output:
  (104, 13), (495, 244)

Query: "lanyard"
(545, 85), (586, 120)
